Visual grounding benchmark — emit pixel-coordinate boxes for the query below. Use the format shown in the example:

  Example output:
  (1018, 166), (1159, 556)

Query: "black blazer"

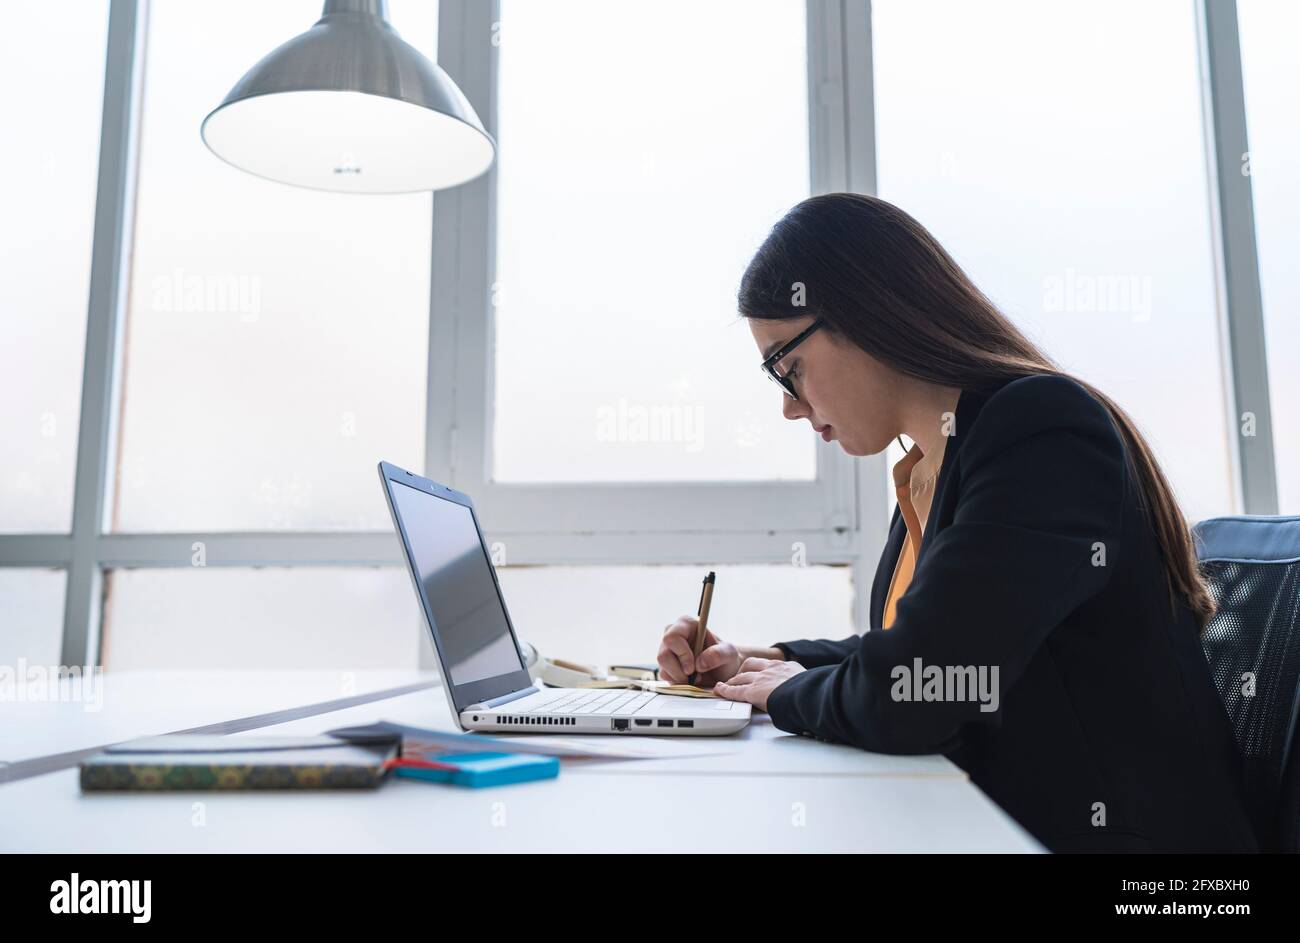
(768, 374), (1257, 853)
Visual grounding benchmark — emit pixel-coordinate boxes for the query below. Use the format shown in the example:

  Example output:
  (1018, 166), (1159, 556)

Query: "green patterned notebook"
(79, 735), (398, 791)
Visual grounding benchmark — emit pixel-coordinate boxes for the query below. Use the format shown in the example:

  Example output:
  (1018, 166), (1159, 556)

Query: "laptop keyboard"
(519, 689), (657, 716)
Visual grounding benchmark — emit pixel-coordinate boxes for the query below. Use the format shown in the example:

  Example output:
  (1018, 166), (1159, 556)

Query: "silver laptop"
(379, 462), (751, 736)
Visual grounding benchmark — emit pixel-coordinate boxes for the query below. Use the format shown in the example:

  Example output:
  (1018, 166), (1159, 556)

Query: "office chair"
(1194, 515), (1300, 852)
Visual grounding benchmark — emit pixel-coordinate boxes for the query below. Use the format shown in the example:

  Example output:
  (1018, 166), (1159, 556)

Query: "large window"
(874, 0), (1232, 524)
(0, 0), (1289, 669)
(444, 0), (855, 542)
(101, 568), (417, 670)
(114, 0), (437, 533)
(1239, 0), (1300, 513)
(497, 564), (855, 667)
(0, 3), (109, 533)
(0, 570), (66, 666)
(493, 0), (813, 484)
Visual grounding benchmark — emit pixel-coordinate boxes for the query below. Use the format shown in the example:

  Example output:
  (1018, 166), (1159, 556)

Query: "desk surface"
(0, 670), (1043, 853)
(0, 669), (438, 772)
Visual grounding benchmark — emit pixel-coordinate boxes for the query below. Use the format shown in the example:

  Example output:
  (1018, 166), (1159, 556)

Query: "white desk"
(0, 670), (1043, 853)
(0, 669), (438, 775)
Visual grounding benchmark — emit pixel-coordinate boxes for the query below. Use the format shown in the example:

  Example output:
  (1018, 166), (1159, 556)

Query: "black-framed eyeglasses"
(760, 318), (824, 401)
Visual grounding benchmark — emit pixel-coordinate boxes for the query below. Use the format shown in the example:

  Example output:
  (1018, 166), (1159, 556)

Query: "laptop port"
(612, 718), (629, 731)
(678, 720), (694, 728)
(657, 719), (673, 728)
(634, 719), (652, 726)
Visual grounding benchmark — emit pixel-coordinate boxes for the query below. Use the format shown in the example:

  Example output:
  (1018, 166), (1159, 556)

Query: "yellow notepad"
(577, 678), (718, 698)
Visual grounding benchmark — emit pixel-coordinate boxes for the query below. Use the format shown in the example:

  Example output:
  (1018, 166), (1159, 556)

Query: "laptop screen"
(387, 479), (524, 687)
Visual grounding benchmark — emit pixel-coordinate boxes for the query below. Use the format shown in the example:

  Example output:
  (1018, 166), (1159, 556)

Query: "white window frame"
(0, 0), (1278, 671)
(429, 0), (866, 540)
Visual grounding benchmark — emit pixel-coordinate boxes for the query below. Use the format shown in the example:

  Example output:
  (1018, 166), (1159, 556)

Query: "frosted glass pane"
(101, 568), (420, 671)
(113, 1), (437, 532)
(0, 3), (108, 532)
(1239, 1), (1300, 513)
(493, 0), (814, 483)
(0, 569), (66, 666)
(496, 564), (855, 668)
(874, 0), (1233, 523)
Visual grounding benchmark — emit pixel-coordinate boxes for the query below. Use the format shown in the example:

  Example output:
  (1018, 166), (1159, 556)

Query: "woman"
(657, 193), (1256, 854)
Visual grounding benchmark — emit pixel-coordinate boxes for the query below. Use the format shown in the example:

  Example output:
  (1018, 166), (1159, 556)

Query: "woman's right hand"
(657, 615), (742, 686)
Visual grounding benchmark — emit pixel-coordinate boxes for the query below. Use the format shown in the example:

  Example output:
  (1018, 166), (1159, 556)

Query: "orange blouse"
(882, 437), (948, 629)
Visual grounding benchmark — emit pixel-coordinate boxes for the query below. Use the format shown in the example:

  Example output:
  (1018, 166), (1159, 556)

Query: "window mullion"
(1196, 0), (1278, 514)
(63, 0), (146, 669)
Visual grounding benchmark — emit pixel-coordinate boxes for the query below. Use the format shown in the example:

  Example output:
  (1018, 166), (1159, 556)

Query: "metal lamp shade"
(201, 0), (495, 194)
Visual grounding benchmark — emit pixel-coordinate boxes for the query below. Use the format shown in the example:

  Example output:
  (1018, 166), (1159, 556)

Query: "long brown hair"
(739, 192), (1215, 629)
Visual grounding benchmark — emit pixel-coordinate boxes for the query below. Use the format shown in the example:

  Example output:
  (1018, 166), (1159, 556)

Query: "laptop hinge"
(465, 686), (538, 711)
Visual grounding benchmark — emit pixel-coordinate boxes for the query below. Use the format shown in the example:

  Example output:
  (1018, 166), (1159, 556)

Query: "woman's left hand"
(713, 657), (806, 711)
